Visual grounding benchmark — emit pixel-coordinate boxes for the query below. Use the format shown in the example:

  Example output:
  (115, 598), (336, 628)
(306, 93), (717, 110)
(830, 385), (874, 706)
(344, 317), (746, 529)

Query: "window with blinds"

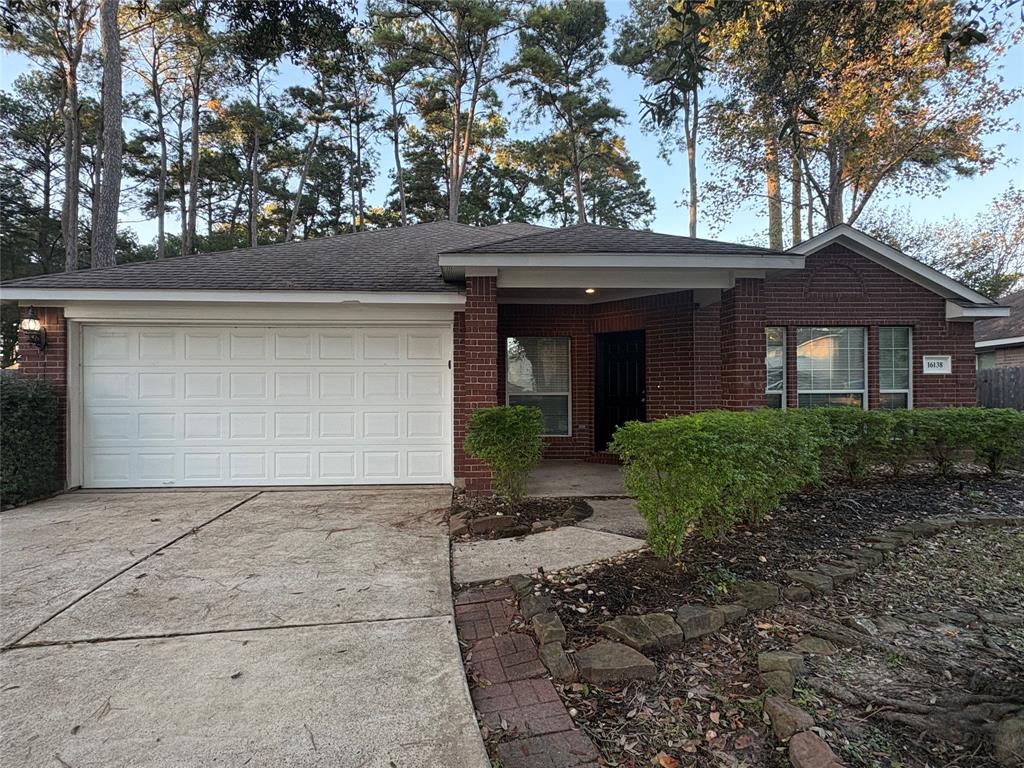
(506, 337), (571, 435)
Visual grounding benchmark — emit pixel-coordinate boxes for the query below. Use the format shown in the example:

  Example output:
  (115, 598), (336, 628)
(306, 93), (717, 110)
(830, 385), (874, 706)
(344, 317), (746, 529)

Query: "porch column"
(16, 306), (68, 489)
(720, 278), (767, 409)
(454, 274), (499, 492)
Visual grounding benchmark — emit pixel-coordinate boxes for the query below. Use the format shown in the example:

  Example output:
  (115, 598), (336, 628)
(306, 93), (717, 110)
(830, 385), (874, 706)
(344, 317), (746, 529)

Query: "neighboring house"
(2, 221), (1008, 492)
(975, 289), (1024, 369)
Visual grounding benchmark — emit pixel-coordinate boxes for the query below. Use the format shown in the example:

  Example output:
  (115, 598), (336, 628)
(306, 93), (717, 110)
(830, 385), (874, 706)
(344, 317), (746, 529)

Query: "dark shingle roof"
(441, 222), (786, 256)
(2, 221), (549, 292)
(976, 289), (1024, 342)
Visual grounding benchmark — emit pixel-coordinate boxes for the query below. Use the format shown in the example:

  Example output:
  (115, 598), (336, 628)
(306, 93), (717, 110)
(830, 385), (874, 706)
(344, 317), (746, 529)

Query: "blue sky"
(1, 2), (1021, 247)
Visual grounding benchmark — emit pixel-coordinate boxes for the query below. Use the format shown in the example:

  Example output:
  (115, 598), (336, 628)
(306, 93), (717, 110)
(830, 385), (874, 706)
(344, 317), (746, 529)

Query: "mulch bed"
(450, 491), (593, 540)
(546, 471), (1024, 634)
(525, 470), (1024, 768)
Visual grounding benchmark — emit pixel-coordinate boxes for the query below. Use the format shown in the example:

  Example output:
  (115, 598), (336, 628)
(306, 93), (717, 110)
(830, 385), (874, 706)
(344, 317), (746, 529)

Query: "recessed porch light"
(585, 288), (596, 294)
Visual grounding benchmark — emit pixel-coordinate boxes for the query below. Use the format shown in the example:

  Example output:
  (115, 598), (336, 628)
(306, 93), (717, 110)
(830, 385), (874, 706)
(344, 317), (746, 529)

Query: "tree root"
(777, 606), (949, 671)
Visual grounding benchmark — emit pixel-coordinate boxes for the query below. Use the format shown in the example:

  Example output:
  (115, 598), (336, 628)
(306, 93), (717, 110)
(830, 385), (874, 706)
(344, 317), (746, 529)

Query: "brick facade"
(16, 306), (68, 488)
(453, 243), (977, 485)
(764, 244), (977, 408)
(454, 276), (500, 492)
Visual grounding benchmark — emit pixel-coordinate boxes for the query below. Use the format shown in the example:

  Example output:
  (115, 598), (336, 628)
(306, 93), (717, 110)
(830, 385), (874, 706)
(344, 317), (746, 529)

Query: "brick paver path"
(455, 585), (601, 768)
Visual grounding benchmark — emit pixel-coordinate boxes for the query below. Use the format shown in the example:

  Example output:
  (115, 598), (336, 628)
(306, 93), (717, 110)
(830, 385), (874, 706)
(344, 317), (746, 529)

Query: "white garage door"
(82, 325), (452, 487)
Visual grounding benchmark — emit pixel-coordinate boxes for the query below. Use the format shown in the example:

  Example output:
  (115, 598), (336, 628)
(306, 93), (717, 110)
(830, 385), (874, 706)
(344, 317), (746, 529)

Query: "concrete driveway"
(1, 487), (488, 768)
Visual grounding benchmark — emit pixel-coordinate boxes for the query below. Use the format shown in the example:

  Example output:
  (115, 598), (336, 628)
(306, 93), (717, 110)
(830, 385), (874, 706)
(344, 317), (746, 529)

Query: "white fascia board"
(945, 300), (1010, 321)
(60, 301), (459, 324)
(791, 224), (996, 306)
(439, 252), (805, 271)
(976, 336), (1024, 349)
(2, 288), (465, 305)
(496, 267), (760, 290)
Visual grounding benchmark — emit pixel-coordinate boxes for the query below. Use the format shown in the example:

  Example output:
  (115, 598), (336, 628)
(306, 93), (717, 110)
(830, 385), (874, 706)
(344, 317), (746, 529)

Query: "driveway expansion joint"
(1, 490), (263, 650)
(2, 612), (451, 651)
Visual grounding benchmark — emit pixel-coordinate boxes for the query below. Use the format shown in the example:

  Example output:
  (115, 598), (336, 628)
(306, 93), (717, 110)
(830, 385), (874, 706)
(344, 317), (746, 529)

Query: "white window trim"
(879, 326), (913, 409)
(795, 327), (869, 410)
(505, 336), (572, 438)
(765, 326), (787, 409)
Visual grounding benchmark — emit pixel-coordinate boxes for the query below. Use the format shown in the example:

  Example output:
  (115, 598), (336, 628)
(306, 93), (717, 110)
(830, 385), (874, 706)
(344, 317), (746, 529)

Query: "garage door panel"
(83, 325), (452, 487)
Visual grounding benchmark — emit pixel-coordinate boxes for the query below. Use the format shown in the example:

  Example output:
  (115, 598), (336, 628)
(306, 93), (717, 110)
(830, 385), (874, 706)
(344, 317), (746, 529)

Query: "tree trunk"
(152, 64), (167, 259)
(790, 149), (802, 246)
(93, 0), (122, 268)
(390, 88), (407, 226)
(448, 75), (462, 221)
(185, 54), (204, 256)
(805, 174), (814, 238)
(286, 120), (319, 242)
(355, 115), (364, 230)
(825, 141), (845, 227)
(766, 132), (783, 250)
(570, 135), (588, 225)
(685, 89), (698, 238)
(249, 130), (259, 247)
(40, 164), (52, 262)
(90, 107), (102, 262)
(62, 66), (80, 272)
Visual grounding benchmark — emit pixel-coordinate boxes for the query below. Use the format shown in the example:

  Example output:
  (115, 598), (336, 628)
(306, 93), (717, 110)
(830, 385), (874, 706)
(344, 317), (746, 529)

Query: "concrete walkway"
(527, 460), (627, 497)
(452, 526), (646, 584)
(1, 488), (488, 768)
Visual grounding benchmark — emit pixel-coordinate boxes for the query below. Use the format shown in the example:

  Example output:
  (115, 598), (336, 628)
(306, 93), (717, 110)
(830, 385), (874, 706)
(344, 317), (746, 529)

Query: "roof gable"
(789, 223), (997, 306)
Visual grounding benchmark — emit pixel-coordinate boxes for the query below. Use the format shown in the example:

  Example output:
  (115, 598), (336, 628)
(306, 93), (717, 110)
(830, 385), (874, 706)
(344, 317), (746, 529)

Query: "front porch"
(526, 460), (627, 498)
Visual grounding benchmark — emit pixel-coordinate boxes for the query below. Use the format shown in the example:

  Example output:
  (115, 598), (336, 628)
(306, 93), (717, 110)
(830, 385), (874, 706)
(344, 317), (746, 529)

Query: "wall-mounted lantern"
(19, 306), (46, 351)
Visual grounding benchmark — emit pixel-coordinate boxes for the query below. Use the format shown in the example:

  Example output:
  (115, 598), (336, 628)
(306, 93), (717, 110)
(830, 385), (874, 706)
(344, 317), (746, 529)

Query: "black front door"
(594, 330), (646, 451)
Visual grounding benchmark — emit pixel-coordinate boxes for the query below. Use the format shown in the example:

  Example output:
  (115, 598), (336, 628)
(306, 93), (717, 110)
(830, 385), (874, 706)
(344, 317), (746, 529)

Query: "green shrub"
(970, 408), (1024, 475)
(464, 405), (545, 502)
(610, 406), (1021, 560)
(610, 410), (826, 559)
(1, 376), (60, 507)
(882, 409), (923, 478)
(913, 408), (977, 476)
(817, 407), (892, 482)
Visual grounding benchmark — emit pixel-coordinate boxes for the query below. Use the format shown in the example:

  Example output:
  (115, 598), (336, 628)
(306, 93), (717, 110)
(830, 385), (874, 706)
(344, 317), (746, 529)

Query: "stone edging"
(760, 512), (1024, 768)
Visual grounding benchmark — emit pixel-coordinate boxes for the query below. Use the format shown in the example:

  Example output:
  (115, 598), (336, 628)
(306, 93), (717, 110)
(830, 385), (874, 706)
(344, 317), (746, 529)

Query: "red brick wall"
(720, 279), (768, 410)
(16, 306), (68, 488)
(454, 276), (500, 491)
(763, 244), (976, 407)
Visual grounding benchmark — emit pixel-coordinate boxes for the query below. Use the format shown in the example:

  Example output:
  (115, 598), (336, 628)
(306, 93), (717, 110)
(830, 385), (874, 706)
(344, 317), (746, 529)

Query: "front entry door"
(594, 330), (646, 451)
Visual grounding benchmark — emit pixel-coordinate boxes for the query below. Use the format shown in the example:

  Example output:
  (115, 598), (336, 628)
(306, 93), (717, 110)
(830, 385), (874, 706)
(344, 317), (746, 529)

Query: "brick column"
(16, 306), (68, 488)
(720, 279), (767, 410)
(691, 300), (722, 412)
(454, 275), (499, 492)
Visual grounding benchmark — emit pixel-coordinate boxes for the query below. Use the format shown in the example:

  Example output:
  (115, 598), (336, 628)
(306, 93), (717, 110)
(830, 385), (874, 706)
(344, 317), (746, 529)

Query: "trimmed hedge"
(464, 405), (546, 502)
(611, 407), (1024, 559)
(1, 376), (60, 508)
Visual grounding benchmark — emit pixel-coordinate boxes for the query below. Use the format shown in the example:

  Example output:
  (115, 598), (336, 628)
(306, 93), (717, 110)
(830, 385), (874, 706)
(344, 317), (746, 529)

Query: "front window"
(796, 327), (867, 408)
(506, 336), (571, 435)
(879, 327), (912, 408)
(765, 327), (786, 408)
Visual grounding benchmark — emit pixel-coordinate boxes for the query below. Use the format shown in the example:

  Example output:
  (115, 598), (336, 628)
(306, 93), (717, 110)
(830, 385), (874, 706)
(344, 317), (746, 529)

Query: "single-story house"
(975, 288), (1023, 369)
(3, 221), (1008, 492)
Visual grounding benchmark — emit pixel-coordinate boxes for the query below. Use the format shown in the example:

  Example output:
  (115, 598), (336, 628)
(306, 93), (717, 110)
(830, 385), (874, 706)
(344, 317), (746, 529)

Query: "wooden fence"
(977, 366), (1024, 410)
